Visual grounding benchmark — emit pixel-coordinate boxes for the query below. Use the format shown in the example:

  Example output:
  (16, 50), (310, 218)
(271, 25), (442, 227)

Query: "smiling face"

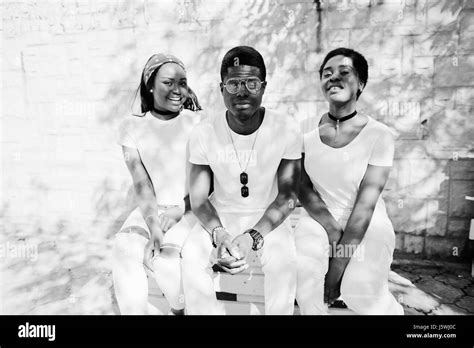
(221, 65), (266, 123)
(151, 62), (188, 113)
(320, 55), (364, 106)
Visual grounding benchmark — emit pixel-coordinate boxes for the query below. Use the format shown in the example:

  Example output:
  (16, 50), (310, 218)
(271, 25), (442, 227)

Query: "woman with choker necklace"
(113, 54), (202, 315)
(295, 48), (404, 315)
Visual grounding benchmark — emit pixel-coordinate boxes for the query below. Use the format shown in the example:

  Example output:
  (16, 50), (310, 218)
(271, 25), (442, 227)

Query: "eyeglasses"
(240, 172), (249, 197)
(222, 76), (265, 95)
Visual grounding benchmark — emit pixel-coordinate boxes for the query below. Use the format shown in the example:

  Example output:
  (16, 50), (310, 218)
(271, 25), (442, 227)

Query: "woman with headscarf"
(113, 53), (201, 315)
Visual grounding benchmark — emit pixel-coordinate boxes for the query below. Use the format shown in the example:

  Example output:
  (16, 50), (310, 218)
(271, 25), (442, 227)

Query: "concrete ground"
(1, 228), (472, 315)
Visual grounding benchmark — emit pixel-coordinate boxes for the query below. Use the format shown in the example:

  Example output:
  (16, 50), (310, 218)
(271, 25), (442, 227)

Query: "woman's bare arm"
(298, 154), (343, 246)
(122, 146), (163, 245)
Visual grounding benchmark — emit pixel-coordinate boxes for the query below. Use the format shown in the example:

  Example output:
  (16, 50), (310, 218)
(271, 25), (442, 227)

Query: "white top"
(303, 115), (394, 221)
(189, 109), (303, 213)
(117, 109), (201, 206)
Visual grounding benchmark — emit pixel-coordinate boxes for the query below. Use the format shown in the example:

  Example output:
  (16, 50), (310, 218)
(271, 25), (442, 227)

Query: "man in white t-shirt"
(181, 46), (302, 315)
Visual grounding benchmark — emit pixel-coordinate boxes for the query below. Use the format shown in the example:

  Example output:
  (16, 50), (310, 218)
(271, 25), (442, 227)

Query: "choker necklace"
(151, 107), (179, 118)
(226, 116), (260, 198)
(327, 110), (357, 144)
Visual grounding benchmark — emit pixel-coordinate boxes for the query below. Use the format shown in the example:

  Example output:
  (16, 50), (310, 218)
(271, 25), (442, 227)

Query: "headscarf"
(143, 53), (186, 85)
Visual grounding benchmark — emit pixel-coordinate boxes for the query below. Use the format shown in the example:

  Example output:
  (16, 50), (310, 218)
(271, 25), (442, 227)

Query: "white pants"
(294, 213), (404, 315)
(181, 211), (297, 315)
(112, 207), (196, 314)
(294, 216), (329, 315)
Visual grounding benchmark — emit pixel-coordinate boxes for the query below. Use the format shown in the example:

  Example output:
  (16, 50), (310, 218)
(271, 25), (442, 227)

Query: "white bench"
(148, 263), (352, 315)
(147, 206), (352, 315)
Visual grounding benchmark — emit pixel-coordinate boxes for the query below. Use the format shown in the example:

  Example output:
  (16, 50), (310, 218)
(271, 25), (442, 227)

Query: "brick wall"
(1, 0), (473, 261)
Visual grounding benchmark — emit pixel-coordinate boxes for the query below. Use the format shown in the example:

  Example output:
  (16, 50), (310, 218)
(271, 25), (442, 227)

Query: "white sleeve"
(188, 125), (209, 165)
(283, 117), (303, 160)
(117, 119), (137, 149)
(368, 130), (394, 166)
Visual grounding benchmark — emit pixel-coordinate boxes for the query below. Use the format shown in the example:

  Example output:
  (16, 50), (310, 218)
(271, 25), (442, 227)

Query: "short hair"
(319, 47), (368, 99)
(220, 46), (266, 81)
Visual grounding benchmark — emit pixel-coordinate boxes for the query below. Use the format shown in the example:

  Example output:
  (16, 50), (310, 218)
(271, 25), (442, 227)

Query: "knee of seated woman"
(114, 228), (149, 258)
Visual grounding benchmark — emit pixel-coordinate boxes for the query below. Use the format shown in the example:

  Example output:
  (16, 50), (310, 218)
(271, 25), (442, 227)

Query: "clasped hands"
(215, 229), (254, 275)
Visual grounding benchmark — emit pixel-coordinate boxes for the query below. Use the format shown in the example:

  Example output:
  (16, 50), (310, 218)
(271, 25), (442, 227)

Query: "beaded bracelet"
(211, 226), (227, 248)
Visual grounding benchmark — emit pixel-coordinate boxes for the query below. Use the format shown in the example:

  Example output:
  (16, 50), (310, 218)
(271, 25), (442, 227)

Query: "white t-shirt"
(303, 115), (394, 221)
(189, 109), (302, 213)
(117, 109), (201, 206)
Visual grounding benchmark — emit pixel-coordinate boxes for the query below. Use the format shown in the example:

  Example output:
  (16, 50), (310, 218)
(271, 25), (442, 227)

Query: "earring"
(150, 89), (153, 93)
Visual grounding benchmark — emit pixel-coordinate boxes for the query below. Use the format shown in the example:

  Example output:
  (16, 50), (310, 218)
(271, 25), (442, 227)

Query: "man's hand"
(324, 257), (346, 305)
(215, 229), (248, 275)
(231, 232), (253, 260)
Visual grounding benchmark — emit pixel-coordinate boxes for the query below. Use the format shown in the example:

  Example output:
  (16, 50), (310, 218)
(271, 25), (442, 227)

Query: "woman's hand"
(143, 234), (161, 273)
(158, 206), (185, 232)
(324, 257), (347, 305)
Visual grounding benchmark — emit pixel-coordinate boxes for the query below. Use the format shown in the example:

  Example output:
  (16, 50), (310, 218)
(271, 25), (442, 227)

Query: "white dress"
(303, 114), (396, 246)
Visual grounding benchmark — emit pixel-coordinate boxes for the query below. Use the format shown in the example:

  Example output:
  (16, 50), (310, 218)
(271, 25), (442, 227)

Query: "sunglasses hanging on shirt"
(240, 172), (249, 197)
(227, 118), (259, 198)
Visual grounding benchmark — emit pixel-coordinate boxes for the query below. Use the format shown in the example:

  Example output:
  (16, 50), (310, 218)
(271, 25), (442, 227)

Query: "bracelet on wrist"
(211, 226), (227, 248)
